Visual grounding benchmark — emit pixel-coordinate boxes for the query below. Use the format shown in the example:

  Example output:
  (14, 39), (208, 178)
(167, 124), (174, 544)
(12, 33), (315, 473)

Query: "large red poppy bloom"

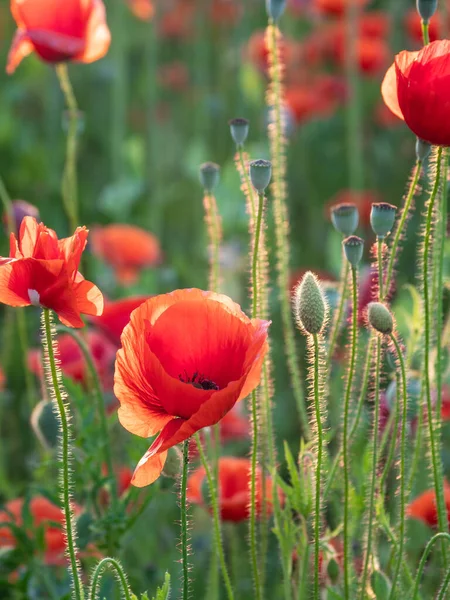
(0, 217), (103, 328)
(91, 296), (151, 345)
(114, 289), (269, 487)
(407, 481), (450, 528)
(7, 0), (111, 74)
(382, 40), (450, 145)
(187, 457), (281, 522)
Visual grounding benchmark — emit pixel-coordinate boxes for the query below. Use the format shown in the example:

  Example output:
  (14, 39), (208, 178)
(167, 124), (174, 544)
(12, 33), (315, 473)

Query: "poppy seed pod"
(294, 272), (327, 335)
(343, 235), (364, 267)
(249, 159), (272, 192)
(199, 162), (220, 192)
(370, 203), (397, 238)
(266, 0), (287, 21)
(416, 0), (438, 22)
(229, 118), (249, 147)
(367, 302), (394, 334)
(330, 203), (359, 236)
(415, 138), (432, 162)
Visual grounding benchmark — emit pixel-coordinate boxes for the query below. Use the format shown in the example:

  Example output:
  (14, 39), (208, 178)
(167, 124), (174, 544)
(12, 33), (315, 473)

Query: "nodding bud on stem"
(367, 302), (394, 335)
(249, 159), (272, 192)
(343, 235), (364, 267)
(370, 203), (397, 239)
(416, 0), (438, 22)
(330, 203), (359, 236)
(229, 118), (249, 147)
(415, 138), (432, 162)
(266, 0), (287, 21)
(199, 162), (220, 193)
(294, 271), (328, 335)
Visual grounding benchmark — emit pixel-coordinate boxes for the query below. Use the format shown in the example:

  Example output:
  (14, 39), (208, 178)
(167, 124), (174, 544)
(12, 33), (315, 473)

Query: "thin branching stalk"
(195, 435), (234, 600)
(180, 439), (190, 600)
(89, 558), (132, 600)
(327, 259), (350, 362)
(42, 308), (84, 600)
(55, 64), (79, 232)
(412, 533), (450, 599)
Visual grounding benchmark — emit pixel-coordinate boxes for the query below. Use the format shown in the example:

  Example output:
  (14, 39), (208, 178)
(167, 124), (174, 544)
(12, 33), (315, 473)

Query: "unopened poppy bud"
(199, 162), (220, 193)
(371, 570), (392, 598)
(161, 445), (182, 479)
(416, 0), (438, 22)
(266, 0), (286, 21)
(249, 159), (272, 192)
(327, 556), (341, 585)
(294, 272), (328, 335)
(330, 203), (359, 236)
(415, 138), (432, 162)
(370, 203), (397, 239)
(367, 302), (394, 334)
(229, 118), (249, 147)
(343, 235), (364, 268)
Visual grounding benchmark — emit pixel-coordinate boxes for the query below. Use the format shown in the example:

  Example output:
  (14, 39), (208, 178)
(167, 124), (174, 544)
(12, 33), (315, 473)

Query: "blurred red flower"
(246, 30), (296, 74)
(284, 76), (344, 124)
(90, 224), (161, 286)
(407, 481), (450, 528)
(382, 41), (450, 146)
(127, 0), (153, 21)
(333, 35), (389, 76)
(314, 0), (369, 17)
(219, 405), (249, 441)
(404, 9), (441, 45)
(158, 61), (190, 92)
(7, 0), (111, 74)
(0, 496), (81, 565)
(187, 456), (282, 522)
(99, 464), (133, 506)
(210, 0), (242, 25)
(114, 289), (269, 487)
(0, 217), (103, 328)
(91, 296), (150, 345)
(28, 329), (116, 389)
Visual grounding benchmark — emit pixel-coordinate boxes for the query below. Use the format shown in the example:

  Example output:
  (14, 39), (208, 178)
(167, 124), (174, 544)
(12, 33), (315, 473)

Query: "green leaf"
(151, 572), (171, 600)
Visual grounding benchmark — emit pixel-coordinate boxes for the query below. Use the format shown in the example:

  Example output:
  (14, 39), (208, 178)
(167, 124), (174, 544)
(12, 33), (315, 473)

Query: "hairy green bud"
(367, 302), (394, 334)
(294, 271), (328, 335)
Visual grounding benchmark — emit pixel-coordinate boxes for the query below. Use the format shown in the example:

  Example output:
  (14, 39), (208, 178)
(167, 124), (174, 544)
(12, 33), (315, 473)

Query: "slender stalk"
(422, 146), (448, 560)
(89, 558), (132, 600)
(42, 308), (84, 600)
(312, 333), (323, 600)
(438, 569), (450, 600)
(407, 403), (424, 493)
(0, 174), (14, 234)
(238, 148), (256, 220)
(203, 192), (222, 294)
(377, 238), (384, 300)
(195, 435), (234, 600)
(327, 259), (350, 362)
(412, 533), (450, 599)
(389, 334), (408, 599)
(180, 439), (190, 600)
(55, 64), (79, 232)
(377, 517), (415, 590)
(359, 337), (381, 600)
(421, 21), (430, 46)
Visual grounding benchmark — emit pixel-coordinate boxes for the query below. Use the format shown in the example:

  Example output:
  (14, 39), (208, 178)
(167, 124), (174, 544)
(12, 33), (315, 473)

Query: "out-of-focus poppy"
(383, 41), (450, 146)
(0, 496), (81, 565)
(126, 0), (153, 21)
(210, 0), (242, 24)
(326, 190), (382, 229)
(358, 266), (378, 326)
(3, 200), (39, 235)
(28, 330), (116, 389)
(99, 465), (133, 506)
(404, 9), (441, 45)
(7, 0), (111, 74)
(407, 481), (450, 528)
(246, 30), (296, 74)
(114, 289), (269, 487)
(91, 296), (150, 345)
(159, 2), (195, 39)
(333, 35), (390, 76)
(158, 61), (190, 92)
(440, 386), (450, 421)
(187, 456), (282, 522)
(314, 0), (369, 17)
(0, 217), (103, 328)
(90, 224), (161, 286)
(219, 405), (249, 441)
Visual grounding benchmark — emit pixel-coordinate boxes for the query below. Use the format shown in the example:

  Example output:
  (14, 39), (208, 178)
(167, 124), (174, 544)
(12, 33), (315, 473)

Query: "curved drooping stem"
(89, 558), (132, 600)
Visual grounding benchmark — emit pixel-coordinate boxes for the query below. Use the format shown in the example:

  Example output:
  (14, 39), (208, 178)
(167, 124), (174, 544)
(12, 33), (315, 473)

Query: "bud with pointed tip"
(229, 118), (249, 147)
(294, 271), (328, 335)
(343, 235), (364, 268)
(370, 203), (397, 239)
(416, 0), (438, 22)
(266, 0), (286, 21)
(415, 138), (432, 162)
(199, 162), (220, 193)
(367, 302), (394, 334)
(249, 159), (272, 193)
(330, 203), (359, 236)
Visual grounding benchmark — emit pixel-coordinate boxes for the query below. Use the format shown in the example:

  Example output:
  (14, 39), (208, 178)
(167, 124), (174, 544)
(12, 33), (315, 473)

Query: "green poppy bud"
(371, 570), (392, 599)
(249, 159), (272, 193)
(266, 0), (286, 21)
(416, 0), (438, 22)
(327, 557), (341, 585)
(343, 235), (364, 267)
(199, 162), (220, 192)
(229, 118), (249, 147)
(294, 271), (328, 335)
(370, 203), (397, 239)
(367, 302), (394, 335)
(415, 138), (432, 162)
(331, 203), (359, 236)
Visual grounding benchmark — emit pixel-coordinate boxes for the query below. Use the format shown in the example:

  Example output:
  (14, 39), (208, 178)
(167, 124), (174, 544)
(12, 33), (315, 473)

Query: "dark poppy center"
(179, 371), (219, 391)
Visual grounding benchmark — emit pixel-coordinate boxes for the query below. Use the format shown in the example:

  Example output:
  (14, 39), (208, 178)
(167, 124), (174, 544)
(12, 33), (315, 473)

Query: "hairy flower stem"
(327, 258), (349, 362)
(203, 192), (222, 293)
(42, 308), (84, 600)
(55, 64), (79, 233)
(384, 161), (421, 300)
(377, 238), (384, 300)
(412, 533), (450, 599)
(180, 439), (190, 600)
(389, 334), (408, 599)
(312, 333), (323, 600)
(359, 337), (381, 600)
(422, 146), (448, 562)
(343, 266), (359, 596)
(266, 20), (309, 439)
(89, 558), (132, 600)
(195, 435), (234, 600)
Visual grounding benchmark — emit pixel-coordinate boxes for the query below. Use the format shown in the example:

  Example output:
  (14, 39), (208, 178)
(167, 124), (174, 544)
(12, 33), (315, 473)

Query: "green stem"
(89, 557), (132, 600)
(203, 193), (222, 294)
(238, 148), (256, 220)
(422, 146), (448, 561)
(180, 439), (190, 600)
(412, 533), (450, 599)
(55, 64), (79, 232)
(195, 435), (234, 600)
(407, 402), (423, 494)
(0, 175), (14, 234)
(377, 238), (384, 300)
(42, 308), (84, 600)
(327, 259), (349, 362)
(384, 161), (421, 300)
(389, 334), (408, 599)
(421, 21), (430, 45)
(377, 517), (415, 590)
(437, 568), (450, 600)
(312, 333), (323, 600)
(359, 337), (381, 600)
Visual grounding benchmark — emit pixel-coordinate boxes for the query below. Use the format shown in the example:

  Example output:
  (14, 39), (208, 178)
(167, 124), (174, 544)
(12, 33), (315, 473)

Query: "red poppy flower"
(187, 457), (281, 522)
(407, 481), (450, 528)
(91, 296), (150, 345)
(0, 496), (81, 565)
(28, 329), (116, 389)
(126, 0), (153, 21)
(90, 224), (161, 286)
(0, 217), (103, 328)
(114, 289), (269, 487)
(314, 0), (369, 17)
(334, 35), (390, 76)
(219, 405), (249, 441)
(382, 41), (450, 145)
(7, 0), (111, 74)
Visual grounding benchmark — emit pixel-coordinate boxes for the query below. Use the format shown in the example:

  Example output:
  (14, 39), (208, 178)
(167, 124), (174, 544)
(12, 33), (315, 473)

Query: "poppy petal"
(76, 0), (111, 63)
(381, 61), (404, 121)
(6, 30), (34, 74)
(74, 279), (104, 317)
